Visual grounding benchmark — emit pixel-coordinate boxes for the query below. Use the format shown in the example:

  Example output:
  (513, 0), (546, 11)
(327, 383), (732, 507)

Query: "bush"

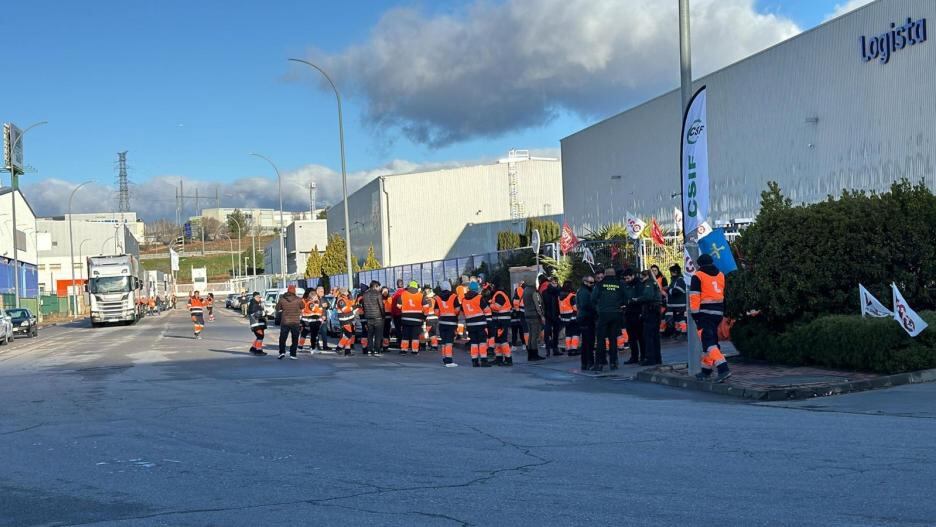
(726, 180), (936, 325)
(497, 231), (523, 251)
(732, 312), (936, 374)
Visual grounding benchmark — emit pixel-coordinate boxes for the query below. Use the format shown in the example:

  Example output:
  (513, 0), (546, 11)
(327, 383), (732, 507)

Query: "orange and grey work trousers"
(191, 312), (205, 335)
(400, 323), (421, 352)
(251, 326), (266, 351)
(694, 312), (727, 372)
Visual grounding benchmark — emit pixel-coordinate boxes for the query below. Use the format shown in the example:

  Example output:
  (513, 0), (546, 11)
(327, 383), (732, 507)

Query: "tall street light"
(5, 120), (47, 308)
(216, 231), (236, 282)
(288, 58), (354, 290)
(67, 180), (94, 317)
(248, 153), (286, 286)
(227, 214), (246, 277)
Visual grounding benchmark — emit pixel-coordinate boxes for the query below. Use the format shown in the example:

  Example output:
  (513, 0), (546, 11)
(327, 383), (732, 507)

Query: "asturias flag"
(698, 228), (737, 274)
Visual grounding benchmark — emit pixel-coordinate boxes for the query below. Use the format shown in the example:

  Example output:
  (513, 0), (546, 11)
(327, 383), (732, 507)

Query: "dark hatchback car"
(6, 308), (38, 338)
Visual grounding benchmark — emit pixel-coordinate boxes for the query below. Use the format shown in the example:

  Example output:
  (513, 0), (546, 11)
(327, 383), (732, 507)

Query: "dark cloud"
(308, 0), (799, 147)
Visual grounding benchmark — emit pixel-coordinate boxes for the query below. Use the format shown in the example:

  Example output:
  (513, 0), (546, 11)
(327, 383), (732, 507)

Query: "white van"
(263, 288), (305, 319)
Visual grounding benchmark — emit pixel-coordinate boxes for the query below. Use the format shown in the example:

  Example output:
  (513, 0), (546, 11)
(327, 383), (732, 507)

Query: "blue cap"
(468, 282), (480, 292)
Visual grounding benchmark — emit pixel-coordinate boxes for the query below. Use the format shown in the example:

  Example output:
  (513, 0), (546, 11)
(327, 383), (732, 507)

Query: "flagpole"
(679, 0), (703, 376)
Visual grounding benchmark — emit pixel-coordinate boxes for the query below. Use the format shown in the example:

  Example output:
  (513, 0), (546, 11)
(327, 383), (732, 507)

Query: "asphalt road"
(1, 308), (934, 526)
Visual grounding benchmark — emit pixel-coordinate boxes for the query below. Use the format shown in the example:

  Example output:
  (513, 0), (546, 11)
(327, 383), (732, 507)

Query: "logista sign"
(860, 17), (927, 64)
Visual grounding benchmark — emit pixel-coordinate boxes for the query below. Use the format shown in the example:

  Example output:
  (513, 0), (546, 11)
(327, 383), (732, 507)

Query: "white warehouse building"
(328, 151), (563, 267)
(561, 0), (934, 233)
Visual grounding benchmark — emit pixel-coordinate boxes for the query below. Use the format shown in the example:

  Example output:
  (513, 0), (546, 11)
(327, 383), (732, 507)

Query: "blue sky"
(1, 0), (868, 220)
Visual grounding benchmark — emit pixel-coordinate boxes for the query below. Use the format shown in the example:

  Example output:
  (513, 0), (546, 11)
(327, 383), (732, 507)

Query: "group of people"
(188, 256), (730, 381)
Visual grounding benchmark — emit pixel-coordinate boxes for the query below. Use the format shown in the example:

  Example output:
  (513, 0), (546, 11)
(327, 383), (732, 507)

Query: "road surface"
(0, 308), (934, 526)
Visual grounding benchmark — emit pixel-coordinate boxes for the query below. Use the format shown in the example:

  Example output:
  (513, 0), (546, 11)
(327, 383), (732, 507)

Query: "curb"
(635, 363), (936, 401)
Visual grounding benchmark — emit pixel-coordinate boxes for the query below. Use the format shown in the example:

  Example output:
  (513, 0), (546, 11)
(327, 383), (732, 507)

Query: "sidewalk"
(636, 359), (936, 401)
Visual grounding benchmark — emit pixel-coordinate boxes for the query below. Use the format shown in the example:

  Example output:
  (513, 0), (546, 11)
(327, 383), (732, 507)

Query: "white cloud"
(824, 0), (875, 22)
(308, 0), (800, 147)
(22, 158), (472, 222)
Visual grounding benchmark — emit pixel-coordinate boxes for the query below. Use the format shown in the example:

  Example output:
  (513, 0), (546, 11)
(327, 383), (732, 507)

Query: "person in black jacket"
(622, 269), (644, 364)
(540, 275), (562, 356)
(360, 281), (385, 357)
(247, 292), (268, 356)
(591, 268), (625, 371)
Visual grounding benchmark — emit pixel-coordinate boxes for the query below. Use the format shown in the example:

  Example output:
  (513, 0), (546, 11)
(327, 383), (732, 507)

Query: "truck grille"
(97, 300), (128, 316)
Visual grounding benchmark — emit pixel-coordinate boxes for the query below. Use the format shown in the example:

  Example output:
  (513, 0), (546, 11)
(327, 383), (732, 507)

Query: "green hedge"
(732, 312), (936, 374)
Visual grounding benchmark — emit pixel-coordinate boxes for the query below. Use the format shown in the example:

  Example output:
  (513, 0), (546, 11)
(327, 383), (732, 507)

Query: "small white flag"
(625, 212), (646, 240)
(170, 248), (180, 272)
(695, 221), (713, 240)
(859, 284), (891, 318)
(674, 207), (683, 234)
(582, 247), (595, 267)
(683, 248), (697, 285)
(892, 283), (928, 337)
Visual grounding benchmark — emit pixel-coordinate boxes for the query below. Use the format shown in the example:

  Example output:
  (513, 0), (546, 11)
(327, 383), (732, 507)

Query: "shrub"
(732, 311), (936, 374)
(497, 231), (523, 251)
(726, 180), (936, 325)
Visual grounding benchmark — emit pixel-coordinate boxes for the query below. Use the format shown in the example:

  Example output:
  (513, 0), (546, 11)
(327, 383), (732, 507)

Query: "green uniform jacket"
(622, 279), (645, 315)
(591, 277), (624, 316)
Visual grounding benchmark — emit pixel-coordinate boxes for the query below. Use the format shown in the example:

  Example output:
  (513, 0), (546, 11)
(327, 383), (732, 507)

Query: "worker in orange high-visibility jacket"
(206, 293), (215, 321)
(689, 253), (732, 383)
(423, 285), (440, 351)
(488, 283), (513, 366)
(396, 281), (428, 355)
(435, 281), (460, 367)
(461, 281), (491, 367)
(335, 289), (357, 356)
(558, 281), (580, 357)
(510, 282), (529, 348)
(188, 291), (205, 339)
(247, 291), (268, 356)
(455, 279), (468, 339)
(298, 290), (316, 352)
(381, 287), (394, 352)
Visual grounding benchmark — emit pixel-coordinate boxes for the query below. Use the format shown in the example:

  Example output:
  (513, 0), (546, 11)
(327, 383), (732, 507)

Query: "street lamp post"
(249, 153), (286, 286)
(215, 229), (237, 282)
(288, 58), (354, 290)
(5, 121), (47, 308)
(228, 216), (245, 277)
(67, 180), (93, 317)
(100, 236), (115, 254)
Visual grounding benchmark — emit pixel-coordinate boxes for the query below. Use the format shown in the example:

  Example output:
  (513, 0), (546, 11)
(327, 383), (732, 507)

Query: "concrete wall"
(561, 0), (936, 232)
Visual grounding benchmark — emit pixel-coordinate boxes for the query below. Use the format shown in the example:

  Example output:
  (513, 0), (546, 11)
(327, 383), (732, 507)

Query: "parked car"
(263, 288), (306, 322)
(6, 308), (38, 338)
(0, 313), (13, 345)
(225, 293), (237, 309)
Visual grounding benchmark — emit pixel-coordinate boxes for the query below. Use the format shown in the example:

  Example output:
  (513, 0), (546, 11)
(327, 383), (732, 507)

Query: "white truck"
(87, 255), (146, 326)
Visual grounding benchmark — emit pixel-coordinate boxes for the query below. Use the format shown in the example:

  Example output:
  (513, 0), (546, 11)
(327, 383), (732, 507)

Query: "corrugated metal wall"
(561, 0), (935, 233)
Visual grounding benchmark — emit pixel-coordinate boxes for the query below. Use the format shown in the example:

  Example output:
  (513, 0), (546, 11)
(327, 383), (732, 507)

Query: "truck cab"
(87, 255), (144, 326)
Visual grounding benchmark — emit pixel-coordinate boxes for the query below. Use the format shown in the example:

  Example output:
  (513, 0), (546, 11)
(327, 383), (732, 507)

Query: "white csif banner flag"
(892, 283), (928, 337)
(859, 284), (891, 318)
(582, 247), (595, 267)
(625, 212), (646, 240)
(681, 86), (709, 242)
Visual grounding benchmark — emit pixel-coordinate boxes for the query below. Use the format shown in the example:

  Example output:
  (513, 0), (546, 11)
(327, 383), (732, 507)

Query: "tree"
(202, 217), (222, 240)
(363, 245), (381, 270)
(497, 231), (522, 251)
(524, 217), (561, 244)
(321, 233), (350, 276)
(305, 245), (323, 278)
(316, 209), (328, 220)
(227, 209), (251, 238)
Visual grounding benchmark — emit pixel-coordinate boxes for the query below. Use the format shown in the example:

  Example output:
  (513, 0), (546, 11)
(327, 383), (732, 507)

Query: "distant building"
(0, 188), (39, 299)
(36, 214), (140, 296)
(327, 151), (563, 267)
(64, 212), (145, 241)
(263, 219), (328, 276)
(195, 208), (312, 234)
